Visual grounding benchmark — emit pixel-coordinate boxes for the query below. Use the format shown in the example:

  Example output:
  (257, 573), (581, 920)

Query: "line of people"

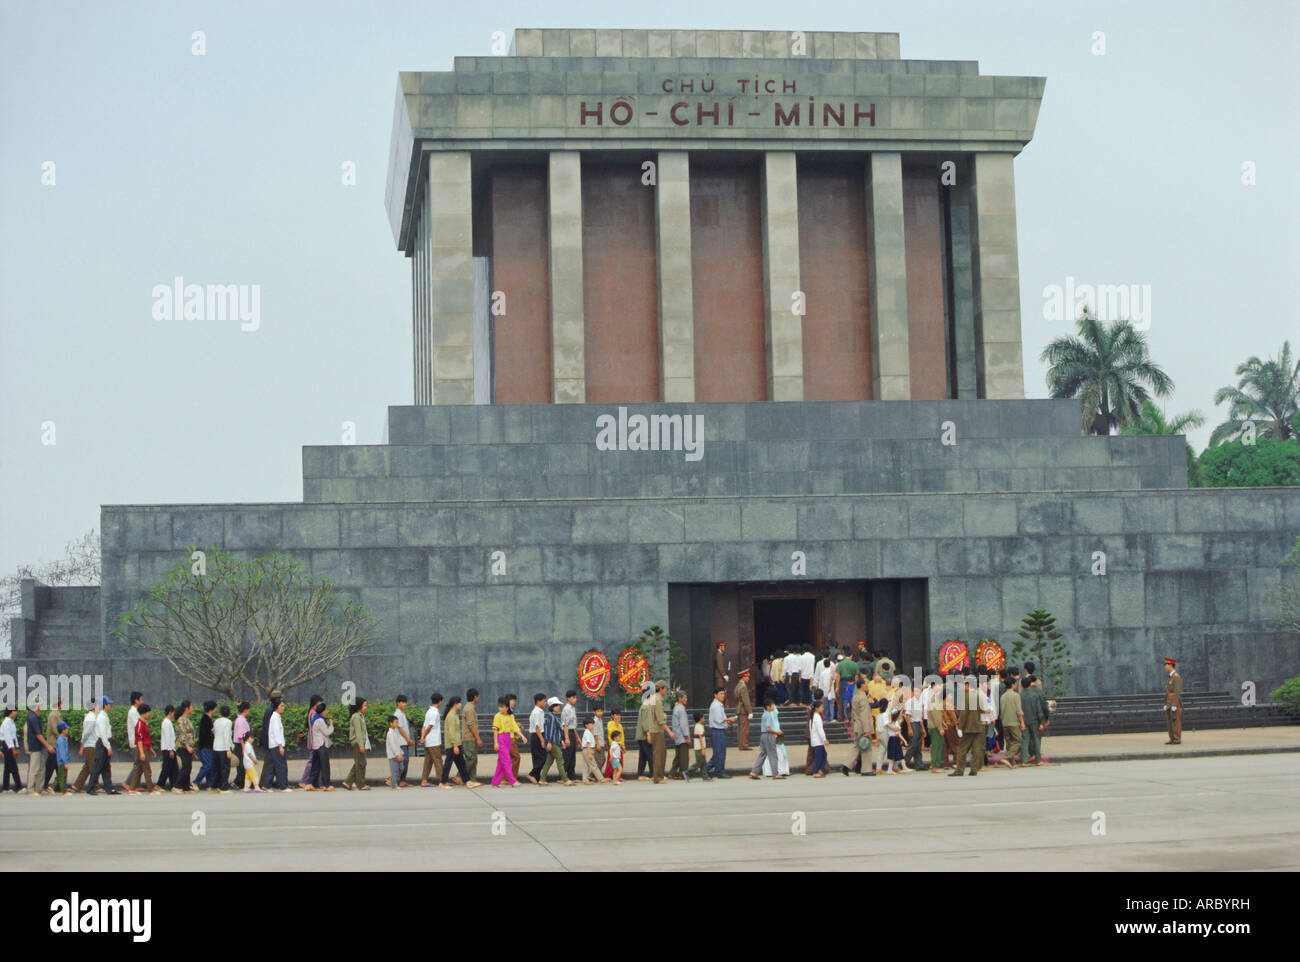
(2, 662), (1053, 795)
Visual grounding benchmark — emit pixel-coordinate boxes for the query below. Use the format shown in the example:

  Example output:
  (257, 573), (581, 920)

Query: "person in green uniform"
(714, 641), (729, 690)
(999, 678), (1025, 767)
(948, 678), (986, 776)
(835, 650), (859, 725)
(342, 698), (370, 790)
(1019, 677), (1048, 765)
(734, 669), (753, 751)
(1164, 658), (1182, 744)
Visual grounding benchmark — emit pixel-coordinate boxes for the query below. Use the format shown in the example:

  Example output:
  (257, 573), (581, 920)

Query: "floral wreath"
(937, 639), (971, 674)
(616, 646), (649, 694)
(575, 649), (612, 698)
(975, 640), (1006, 671)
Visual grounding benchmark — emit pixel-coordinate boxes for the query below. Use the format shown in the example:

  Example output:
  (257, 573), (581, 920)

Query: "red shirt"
(134, 718), (151, 751)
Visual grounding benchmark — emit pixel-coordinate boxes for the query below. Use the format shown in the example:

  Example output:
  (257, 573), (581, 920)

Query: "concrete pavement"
(2, 753), (1297, 871)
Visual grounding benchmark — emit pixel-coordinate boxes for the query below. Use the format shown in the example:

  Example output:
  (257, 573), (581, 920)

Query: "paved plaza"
(4, 752), (1296, 871)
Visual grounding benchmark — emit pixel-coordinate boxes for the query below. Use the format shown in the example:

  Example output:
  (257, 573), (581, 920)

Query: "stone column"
(865, 152), (911, 400)
(948, 168), (980, 399)
(760, 151), (803, 401)
(970, 152), (1026, 400)
(655, 151), (695, 402)
(426, 151), (475, 405)
(548, 151), (586, 403)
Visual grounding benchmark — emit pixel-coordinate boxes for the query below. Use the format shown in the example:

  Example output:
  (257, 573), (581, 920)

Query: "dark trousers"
(157, 751), (177, 790)
(212, 752), (230, 790)
(89, 747), (114, 792)
(708, 728), (727, 775)
(231, 748), (245, 789)
(2, 748), (20, 791)
(44, 749), (57, 789)
(563, 731), (577, 780)
(262, 748), (288, 789)
(441, 747), (468, 784)
(528, 734), (546, 781)
(311, 747), (331, 788)
(637, 739), (652, 777)
(177, 749), (194, 789)
(903, 721), (925, 768)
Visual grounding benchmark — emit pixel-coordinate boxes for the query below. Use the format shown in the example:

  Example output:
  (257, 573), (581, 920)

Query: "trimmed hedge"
(18, 699), (420, 753)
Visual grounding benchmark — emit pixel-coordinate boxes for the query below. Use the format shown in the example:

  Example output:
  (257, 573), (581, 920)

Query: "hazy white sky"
(2, 0), (1297, 575)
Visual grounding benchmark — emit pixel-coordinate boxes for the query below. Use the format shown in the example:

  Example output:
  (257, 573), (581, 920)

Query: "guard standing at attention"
(714, 640), (729, 688)
(1164, 658), (1182, 744)
(734, 668), (753, 750)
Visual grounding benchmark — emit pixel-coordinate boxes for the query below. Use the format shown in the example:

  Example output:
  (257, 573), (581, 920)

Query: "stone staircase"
(1045, 687), (1300, 735)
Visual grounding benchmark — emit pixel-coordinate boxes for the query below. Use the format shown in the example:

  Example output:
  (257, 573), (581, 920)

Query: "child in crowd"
(809, 701), (828, 777)
(608, 730), (624, 784)
(385, 714), (406, 790)
(580, 717), (606, 784)
(885, 707), (908, 773)
(690, 712), (711, 781)
(242, 732), (263, 792)
(54, 722), (70, 794)
(872, 698), (890, 774)
(591, 706), (606, 774)
(491, 696), (524, 787)
(603, 708), (624, 780)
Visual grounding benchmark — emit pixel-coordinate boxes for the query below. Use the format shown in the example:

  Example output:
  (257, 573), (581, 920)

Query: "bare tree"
(115, 548), (379, 700)
(237, 553), (378, 699)
(1, 529), (101, 657)
(114, 549), (255, 699)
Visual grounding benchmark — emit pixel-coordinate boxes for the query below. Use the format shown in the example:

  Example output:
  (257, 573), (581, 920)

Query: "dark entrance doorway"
(753, 598), (816, 663)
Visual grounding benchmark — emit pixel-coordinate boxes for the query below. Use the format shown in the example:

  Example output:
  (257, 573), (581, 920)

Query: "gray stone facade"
(19, 399), (1278, 707)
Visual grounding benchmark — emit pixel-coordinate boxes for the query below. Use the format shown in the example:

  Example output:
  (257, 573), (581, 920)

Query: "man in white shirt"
(89, 696), (118, 794)
(0, 709), (20, 792)
(260, 697), (292, 791)
(419, 692), (444, 787)
(158, 705), (178, 791)
(526, 693), (547, 785)
(903, 688), (927, 771)
(121, 691), (142, 792)
(797, 651), (812, 705)
(924, 680), (946, 771)
(212, 706), (234, 794)
(393, 695), (414, 787)
(70, 700), (98, 793)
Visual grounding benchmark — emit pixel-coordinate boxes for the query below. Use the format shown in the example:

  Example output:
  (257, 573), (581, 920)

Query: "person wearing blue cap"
(87, 696), (119, 795)
(54, 721), (70, 793)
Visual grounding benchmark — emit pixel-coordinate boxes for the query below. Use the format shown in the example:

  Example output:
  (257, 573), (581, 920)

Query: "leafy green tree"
(1041, 308), (1173, 435)
(1010, 608), (1073, 696)
(1210, 340), (1299, 445)
(1196, 438), (1300, 488)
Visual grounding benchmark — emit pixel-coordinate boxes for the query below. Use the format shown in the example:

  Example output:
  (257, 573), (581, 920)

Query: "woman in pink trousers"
(490, 696), (526, 787)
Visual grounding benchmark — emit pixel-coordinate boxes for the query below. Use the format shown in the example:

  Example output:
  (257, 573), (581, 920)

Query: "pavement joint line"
(467, 783), (568, 871)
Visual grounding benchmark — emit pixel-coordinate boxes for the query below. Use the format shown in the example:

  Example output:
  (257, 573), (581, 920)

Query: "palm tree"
(1120, 400), (1206, 484)
(1041, 308), (1174, 435)
(1209, 341), (1300, 445)
(1118, 400), (1205, 438)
